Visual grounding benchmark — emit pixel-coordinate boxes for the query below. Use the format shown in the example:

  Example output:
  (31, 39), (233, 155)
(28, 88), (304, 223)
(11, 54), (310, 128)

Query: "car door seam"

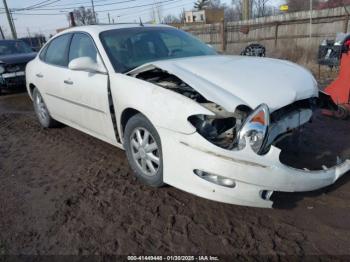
(107, 75), (121, 143)
(45, 93), (106, 114)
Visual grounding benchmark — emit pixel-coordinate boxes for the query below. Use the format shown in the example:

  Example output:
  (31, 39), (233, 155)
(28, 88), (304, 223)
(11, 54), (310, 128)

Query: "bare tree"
(68, 6), (96, 26)
(286, 0), (321, 12)
(163, 14), (180, 24)
(317, 0), (350, 9)
(178, 9), (186, 23)
(194, 0), (210, 10)
(231, 0), (243, 19)
(254, 0), (271, 17)
(150, 2), (163, 23)
(208, 0), (224, 9)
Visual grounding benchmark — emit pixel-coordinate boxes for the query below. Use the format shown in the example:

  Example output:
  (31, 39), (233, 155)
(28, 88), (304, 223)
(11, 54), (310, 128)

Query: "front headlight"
(0, 65), (5, 74)
(237, 103), (270, 154)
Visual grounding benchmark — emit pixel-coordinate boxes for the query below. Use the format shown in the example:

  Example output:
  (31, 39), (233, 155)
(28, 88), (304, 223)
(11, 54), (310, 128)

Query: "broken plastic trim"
(188, 114), (237, 150)
(260, 190), (274, 200)
(318, 91), (338, 111)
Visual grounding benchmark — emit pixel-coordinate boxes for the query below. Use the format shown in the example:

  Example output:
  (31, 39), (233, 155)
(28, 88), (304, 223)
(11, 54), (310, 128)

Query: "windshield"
(100, 27), (217, 73)
(0, 41), (33, 56)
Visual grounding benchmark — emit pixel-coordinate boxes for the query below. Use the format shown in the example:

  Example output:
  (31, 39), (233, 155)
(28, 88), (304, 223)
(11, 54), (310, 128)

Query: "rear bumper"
(159, 127), (350, 208)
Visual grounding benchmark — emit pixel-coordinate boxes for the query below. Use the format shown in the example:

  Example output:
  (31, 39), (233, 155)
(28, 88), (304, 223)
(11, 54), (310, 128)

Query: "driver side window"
(69, 33), (97, 63)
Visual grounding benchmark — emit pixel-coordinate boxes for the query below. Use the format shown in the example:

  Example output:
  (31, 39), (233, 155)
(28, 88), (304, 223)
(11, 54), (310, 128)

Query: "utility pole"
(10, 11), (18, 38)
(2, 0), (17, 39)
(242, 0), (250, 20)
(26, 27), (31, 37)
(69, 12), (76, 27)
(0, 26), (5, 39)
(91, 0), (97, 24)
(108, 13), (111, 24)
(26, 27), (33, 48)
(309, 0), (313, 39)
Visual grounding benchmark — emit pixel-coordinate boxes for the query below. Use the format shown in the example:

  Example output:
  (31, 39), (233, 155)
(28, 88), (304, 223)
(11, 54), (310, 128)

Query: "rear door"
(61, 32), (116, 143)
(36, 33), (73, 120)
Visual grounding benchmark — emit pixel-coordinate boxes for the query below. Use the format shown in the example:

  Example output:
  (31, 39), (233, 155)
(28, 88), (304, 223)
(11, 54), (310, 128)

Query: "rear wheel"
(33, 88), (59, 128)
(124, 113), (164, 187)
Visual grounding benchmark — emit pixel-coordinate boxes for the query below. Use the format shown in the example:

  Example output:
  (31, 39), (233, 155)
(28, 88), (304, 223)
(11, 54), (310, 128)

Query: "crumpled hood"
(129, 55), (319, 112)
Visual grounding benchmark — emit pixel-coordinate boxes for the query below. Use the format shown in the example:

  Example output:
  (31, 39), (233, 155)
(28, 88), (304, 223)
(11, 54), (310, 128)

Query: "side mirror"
(68, 57), (107, 74)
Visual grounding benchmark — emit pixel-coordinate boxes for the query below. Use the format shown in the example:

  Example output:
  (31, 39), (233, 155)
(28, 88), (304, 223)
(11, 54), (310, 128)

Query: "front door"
(61, 32), (116, 143)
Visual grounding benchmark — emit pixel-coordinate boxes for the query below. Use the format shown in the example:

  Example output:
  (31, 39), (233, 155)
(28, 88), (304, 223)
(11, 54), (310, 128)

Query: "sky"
(0, 0), (284, 39)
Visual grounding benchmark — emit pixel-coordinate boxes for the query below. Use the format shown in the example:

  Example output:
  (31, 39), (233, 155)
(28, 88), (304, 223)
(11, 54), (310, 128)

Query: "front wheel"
(124, 113), (164, 187)
(33, 88), (59, 128)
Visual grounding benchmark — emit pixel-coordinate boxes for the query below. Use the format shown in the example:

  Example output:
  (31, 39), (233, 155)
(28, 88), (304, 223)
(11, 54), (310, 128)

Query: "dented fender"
(109, 73), (214, 139)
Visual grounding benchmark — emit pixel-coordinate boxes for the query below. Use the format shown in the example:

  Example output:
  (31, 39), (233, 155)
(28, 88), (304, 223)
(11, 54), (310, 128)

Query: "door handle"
(36, 73), (43, 78)
(64, 80), (73, 85)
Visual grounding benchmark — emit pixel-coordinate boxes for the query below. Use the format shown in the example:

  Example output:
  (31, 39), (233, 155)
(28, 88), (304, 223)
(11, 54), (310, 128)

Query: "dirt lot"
(0, 91), (350, 258)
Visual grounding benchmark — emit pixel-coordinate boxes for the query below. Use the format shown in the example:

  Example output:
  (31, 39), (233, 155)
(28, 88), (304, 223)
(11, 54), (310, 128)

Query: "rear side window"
(39, 44), (49, 60)
(45, 34), (71, 66)
(69, 33), (97, 62)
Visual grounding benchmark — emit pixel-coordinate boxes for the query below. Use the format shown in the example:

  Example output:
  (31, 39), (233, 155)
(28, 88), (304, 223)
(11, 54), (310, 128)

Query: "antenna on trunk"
(139, 17), (144, 27)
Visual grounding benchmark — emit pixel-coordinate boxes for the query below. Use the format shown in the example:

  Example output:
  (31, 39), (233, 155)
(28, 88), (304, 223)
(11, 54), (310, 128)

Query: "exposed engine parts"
(135, 69), (207, 103)
(134, 69), (248, 149)
(134, 68), (325, 154)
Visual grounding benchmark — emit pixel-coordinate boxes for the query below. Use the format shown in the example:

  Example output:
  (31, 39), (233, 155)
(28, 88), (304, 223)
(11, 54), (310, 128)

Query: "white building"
(185, 10), (206, 23)
(185, 9), (224, 24)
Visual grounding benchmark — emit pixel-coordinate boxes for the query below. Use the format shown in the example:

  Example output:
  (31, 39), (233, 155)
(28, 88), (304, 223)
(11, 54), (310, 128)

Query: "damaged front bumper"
(158, 127), (350, 208)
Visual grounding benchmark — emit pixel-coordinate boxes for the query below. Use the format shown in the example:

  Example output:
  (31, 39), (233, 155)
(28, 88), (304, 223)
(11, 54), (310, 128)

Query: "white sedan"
(26, 24), (350, 208)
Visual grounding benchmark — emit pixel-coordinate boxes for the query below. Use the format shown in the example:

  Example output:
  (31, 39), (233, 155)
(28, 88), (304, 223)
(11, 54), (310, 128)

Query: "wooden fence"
(179, 6), (350, 67)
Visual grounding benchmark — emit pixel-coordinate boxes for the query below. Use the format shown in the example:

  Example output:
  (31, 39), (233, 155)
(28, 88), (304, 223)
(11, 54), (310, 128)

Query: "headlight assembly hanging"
(237, 104), (270, 154)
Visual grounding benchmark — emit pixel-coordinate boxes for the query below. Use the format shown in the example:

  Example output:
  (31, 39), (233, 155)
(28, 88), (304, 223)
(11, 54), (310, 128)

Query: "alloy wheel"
(130, 127), (160, 177)
(35, 92), (48, 122)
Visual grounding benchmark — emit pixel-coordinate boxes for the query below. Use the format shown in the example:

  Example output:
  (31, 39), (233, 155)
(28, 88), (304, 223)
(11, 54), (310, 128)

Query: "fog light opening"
(194, 170), (236, 188)
(261, 190), (274, 200)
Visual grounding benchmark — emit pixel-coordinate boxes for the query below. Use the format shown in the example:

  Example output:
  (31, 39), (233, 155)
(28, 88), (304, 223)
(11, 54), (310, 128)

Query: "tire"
(334, 105), (349, 120)
(124, 113), (164, 187)
(33, 88), (59, 128)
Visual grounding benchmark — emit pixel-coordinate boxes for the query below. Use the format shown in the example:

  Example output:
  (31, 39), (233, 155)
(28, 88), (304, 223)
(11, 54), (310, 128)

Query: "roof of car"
(61, 23), (173, 36)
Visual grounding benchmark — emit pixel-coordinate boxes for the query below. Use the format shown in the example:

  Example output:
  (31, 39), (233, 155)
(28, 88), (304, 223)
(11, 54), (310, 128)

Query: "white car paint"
(128, 55), (319, 113)
(26, 24), (350, 208)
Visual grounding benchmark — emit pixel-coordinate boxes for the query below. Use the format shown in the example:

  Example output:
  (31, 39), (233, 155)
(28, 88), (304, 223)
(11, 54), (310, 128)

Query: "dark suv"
(0, 40), (37, 94)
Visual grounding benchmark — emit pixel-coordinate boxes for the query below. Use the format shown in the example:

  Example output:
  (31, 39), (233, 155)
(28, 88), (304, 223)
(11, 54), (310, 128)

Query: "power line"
(10, 0), (139, 11)
(36, 0), (121, 8)
(98, 0), (181, 13)
(119, 1), (187, 19)
(23, 0), (55, 9)
(8, 0), (182, 16)
(9, 0), (62, 11)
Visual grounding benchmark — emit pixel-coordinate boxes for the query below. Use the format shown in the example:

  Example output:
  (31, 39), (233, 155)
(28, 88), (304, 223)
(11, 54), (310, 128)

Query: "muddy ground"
(0, 90), (350, 258)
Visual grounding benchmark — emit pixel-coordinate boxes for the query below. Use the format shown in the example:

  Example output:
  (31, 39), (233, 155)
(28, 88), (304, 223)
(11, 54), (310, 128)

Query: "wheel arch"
(28, 83), (36, 100)
(120, 108), (141, 140)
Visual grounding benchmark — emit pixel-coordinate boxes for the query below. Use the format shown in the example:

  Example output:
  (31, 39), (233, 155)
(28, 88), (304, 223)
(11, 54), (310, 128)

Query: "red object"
(324, 51), (350, 105)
